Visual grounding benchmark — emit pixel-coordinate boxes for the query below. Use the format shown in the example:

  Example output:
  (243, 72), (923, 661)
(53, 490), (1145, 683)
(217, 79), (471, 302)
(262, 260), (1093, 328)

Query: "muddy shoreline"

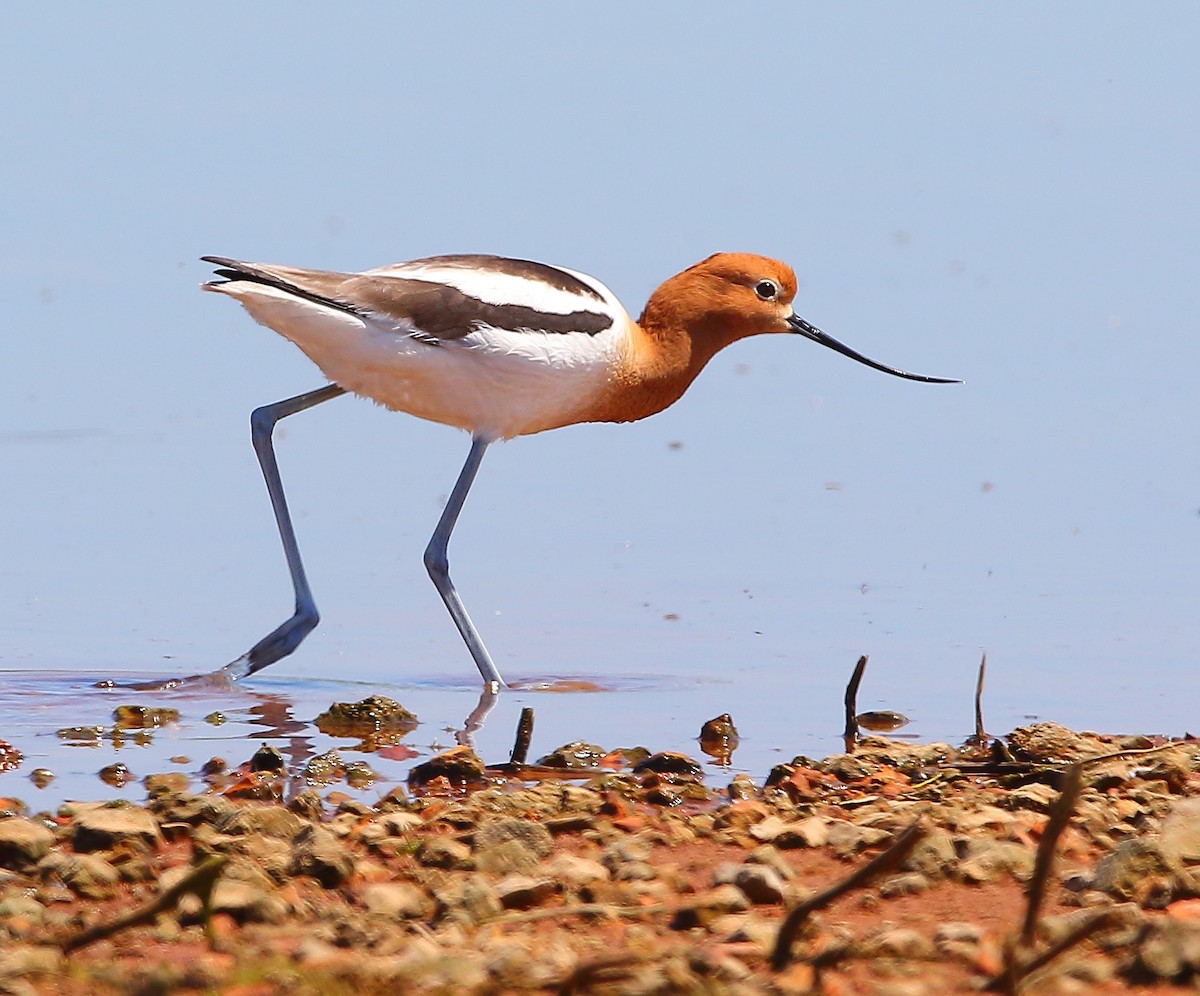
(3, 716), (1200, 993)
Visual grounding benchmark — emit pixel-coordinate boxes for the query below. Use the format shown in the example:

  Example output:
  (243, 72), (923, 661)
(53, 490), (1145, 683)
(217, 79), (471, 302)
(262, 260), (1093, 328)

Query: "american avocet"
(202, 252), (957, 691)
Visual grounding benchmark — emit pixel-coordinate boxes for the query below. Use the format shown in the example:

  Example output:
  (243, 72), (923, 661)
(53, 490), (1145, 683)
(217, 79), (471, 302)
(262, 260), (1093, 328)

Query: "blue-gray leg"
(223, 384), (347, 680)
(424, 435), (505, 691)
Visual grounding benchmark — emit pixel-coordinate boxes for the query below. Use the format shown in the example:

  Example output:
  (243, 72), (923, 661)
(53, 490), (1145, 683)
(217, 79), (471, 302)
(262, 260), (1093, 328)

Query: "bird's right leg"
(222, 383), (346, 681)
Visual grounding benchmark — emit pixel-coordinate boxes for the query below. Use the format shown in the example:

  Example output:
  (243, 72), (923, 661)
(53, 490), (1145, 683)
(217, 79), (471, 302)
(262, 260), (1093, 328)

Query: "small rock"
(672, 883), (751, 928)
(1003, 782), (1060, 813)
(747, 815), (788, 843)
(934, 921), (985, 962)
(862, 926), (936, 959)
(632, 751), (703, 776)
(377, 812), (423, 835)
(474, 818), (553, 859)
(314, 695), (417, 737)
(98, 762), (135, 788)
(72, 806), (162, 853)
(745, 844), (796, 882)
(494, 874), (557, 910)
(362, 882), (432, 920)
(290, 824), (355, 888)
(880, 872), (931, 897)
(727, 774), (757, 801)
(287, 788), (326, 822)
(303, 750), (347, 785)
(542, 852), (610, 889)
(181, 879), (288, 924)
(732, 864), (785, 904)
(826, 819), (891, 859)
(113, 705), (180, 728)
(1160, 799), (1200, 867)
(1006, 722), (1105, 763)
(416, 836), (474, 870)
(774, 816), (830, 849)
(0, 817), (55, 869)
(474, 838), (539, 875)
(408, 747), (485, 788)
(1092, 838), (1191, 908)
(957, 838), (1036, 884)
(143, 772), (190, 796)
(249, 744), (286, 772)
(1137, 918), (1200, 980)
(437, 877), (502, 924)
(537, 741), (607, 768)
(38, 852), (119, 899)
(215, 805), (304, 840)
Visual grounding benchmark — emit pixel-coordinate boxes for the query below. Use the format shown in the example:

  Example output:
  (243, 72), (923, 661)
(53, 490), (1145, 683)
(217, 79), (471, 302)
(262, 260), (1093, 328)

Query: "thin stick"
(843, 655), (868, 752)
(986, 909), (1118, 992)
(1021, 762), (1083, 945)
(61, 854), (228, 953)
(510, 707), (534, 765)
(771, 816), (926, 971)
(975, 652), (988, 742)
(485, 902), (667, 927)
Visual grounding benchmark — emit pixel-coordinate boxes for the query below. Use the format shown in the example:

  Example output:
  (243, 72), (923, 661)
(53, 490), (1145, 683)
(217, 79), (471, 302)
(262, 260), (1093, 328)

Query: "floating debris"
(29, 767), (53, 788)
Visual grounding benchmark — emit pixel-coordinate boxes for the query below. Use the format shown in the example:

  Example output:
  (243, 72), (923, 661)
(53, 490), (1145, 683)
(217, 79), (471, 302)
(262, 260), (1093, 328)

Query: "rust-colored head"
(639, 252), (799, 345)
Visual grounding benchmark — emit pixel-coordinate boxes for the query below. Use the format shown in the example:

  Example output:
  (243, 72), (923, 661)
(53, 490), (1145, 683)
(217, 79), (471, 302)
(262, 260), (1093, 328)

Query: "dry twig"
(842, 655), (868, 752)
(771, 816), (927, 971)
(61, 854), (228, 953)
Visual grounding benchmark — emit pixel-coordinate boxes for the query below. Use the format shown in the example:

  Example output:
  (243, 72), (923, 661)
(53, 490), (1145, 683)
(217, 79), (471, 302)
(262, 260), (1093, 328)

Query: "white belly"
(214, 282), (625, 440)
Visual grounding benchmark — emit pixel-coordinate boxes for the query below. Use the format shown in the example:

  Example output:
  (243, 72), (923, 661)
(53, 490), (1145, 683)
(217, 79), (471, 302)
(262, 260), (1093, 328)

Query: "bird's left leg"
(423, 435), (505, 691)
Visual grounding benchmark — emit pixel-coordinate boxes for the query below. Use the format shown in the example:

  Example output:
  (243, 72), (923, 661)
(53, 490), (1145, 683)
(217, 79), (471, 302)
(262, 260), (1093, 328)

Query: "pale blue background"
(2, 4), (1197, 797)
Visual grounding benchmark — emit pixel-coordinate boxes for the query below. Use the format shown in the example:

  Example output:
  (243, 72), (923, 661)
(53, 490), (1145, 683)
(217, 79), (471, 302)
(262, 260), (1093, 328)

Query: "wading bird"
(203, 252), (957, 691)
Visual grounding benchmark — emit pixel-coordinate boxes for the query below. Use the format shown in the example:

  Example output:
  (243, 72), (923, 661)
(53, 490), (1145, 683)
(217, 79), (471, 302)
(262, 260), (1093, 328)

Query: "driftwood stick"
(510, 706), (535, 765)
(975, 652), (988, 741)
(61, 854), (228, 953)
(842, 655), (868, 752)
(1021, 762), (1083, 945)
(771, 816), (927, 971)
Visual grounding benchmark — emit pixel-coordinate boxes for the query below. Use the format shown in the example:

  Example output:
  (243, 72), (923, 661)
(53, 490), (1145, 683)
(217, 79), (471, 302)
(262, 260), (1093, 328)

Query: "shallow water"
(4, 5), (1199, 809)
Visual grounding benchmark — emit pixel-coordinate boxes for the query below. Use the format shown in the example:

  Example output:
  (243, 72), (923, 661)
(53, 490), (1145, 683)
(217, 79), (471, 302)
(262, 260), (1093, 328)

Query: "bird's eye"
(754, 279), (779, 301)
